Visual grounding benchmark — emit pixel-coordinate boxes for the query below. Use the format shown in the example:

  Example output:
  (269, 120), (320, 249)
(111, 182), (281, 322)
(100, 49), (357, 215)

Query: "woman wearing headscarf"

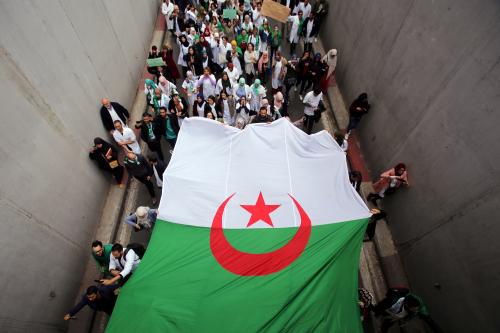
(249, 79), (266, 111)
(158, 76), (177, 98)
(367, 163), (409, 204)
(89, 137), (124, 186)
(177, 35), (191, 76)
(272, 91), (286, 118)
(216, 72), (234, 96)
(197, 67), (217, 99)
(144, 79), (158, 106)
(257, 51), (270, 84)
(322, 49), (337, 81)
(195, 35), (213, 60)
(306, 52), (328, 94)
(224, 62), (240, 87)
(235, 96), (252, 126)
(181, 71), (199, 116)
(192, 94), (206, 117)
(160, 44), (180, 84)
(187, 27), (197, 45)
(234, 77), (252, 101)
(229, 41), (243, 74)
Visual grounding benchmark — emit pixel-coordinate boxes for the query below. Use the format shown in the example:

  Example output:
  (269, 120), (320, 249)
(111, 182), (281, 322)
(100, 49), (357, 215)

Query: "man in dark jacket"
(148, 156), (167, 188)
(100, 98), (129, 133)
(63, 285), (118, 320)
(139, 112), (164, 161)
(124, 151), (157, 204)
(155, 106), (180, 153)
(251, 107), (274, 124)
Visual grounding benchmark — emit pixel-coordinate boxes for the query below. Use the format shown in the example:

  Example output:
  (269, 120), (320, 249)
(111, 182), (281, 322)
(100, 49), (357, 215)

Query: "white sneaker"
(299, 95), (303, 101)
(294, 86), (298, 92)
(169, 149), (173, 154)
(314, 38), (318, 43)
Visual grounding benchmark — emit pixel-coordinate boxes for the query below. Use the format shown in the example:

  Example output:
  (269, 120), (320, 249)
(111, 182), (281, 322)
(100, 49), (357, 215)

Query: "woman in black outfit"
(88, 137), (124, 186)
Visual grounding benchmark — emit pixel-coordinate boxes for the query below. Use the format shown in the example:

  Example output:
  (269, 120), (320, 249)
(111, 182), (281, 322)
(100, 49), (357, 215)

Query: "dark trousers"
(134, 175), (156, 198)
(298, 78), (312, 95)
(110, 166), (124, 184)
(304, 42), (312, 53)
(245, 72), (255, 84)
(366, 210), (387, 240)
(166, 137), (177, 149)
(304, 114), (315, 134)
(284, 81), (295, 101)
(270, 46), (279, 61)
(147, 140), (164, 161)
(290, 42), (297, 56)
(347, 115), (363, 132)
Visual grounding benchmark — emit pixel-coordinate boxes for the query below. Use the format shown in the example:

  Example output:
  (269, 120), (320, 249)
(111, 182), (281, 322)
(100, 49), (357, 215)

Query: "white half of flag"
(158, 118), (370, 229)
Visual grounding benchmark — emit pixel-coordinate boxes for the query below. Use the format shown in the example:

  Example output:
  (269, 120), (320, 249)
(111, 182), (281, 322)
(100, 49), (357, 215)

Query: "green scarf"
(152, 95), (161, 115)
(298, 18), (305, 35)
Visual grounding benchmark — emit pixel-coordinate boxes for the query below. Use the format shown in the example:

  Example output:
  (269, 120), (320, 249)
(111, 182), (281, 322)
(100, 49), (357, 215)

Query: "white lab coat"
(272, 60), (284, 90)
(288, 15), (301, 44)
(162, 1), (175, 30)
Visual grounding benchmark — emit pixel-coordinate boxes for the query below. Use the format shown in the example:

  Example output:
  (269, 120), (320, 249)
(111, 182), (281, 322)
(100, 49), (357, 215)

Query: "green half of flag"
(106, 218), (368, 333)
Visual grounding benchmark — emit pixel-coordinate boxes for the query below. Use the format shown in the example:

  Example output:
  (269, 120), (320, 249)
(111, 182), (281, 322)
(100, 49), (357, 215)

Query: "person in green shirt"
(236, 29), (249, 51)
(155, 106), (180, 154)
(269, 25), (282, 60)
(91, 240), (113, 277)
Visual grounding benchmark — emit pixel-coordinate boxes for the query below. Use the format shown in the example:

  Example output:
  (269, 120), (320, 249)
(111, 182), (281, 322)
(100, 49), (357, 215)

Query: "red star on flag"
(240, 192), (281, 227)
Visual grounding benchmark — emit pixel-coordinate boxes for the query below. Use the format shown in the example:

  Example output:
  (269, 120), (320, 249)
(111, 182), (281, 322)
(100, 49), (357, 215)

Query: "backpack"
(124, 243), (146, 260)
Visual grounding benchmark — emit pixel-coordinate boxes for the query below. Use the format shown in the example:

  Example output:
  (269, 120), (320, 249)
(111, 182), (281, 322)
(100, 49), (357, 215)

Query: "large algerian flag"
(106, 118), (370, 333)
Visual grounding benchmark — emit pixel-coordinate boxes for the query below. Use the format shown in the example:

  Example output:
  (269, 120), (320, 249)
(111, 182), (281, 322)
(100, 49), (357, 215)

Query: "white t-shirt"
(113, 127), (141, 154)
(303, 91), (323, 116)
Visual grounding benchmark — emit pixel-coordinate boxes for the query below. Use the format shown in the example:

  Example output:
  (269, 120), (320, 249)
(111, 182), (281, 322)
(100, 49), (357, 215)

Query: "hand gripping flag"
(106, 118), (370, 333)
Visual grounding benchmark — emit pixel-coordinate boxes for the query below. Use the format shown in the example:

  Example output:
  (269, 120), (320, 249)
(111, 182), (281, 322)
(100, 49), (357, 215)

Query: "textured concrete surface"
(0, 1), (157, 332)
(67, 13), (166, 332)
(322, 0), (500, 331)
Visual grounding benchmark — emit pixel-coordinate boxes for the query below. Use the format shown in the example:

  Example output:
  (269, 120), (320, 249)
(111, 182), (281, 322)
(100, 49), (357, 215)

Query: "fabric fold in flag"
(106, 118), (370, 333)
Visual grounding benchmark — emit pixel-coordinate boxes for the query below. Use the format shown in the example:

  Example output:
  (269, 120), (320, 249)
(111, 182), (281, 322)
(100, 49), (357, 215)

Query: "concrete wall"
(322, 0), (500, 331)
(0, 0), (157, 331)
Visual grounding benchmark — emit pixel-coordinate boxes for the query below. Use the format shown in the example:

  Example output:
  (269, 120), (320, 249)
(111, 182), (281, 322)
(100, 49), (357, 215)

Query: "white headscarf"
(322, 49), (337, 77)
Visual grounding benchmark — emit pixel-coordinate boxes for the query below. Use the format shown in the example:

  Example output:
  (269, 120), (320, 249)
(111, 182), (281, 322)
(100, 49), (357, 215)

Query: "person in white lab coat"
(288, 11), (304, 56)
(162, 0), (175, 31)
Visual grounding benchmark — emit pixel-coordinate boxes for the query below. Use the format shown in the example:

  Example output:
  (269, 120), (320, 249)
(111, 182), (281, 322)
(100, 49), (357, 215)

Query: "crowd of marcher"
(75, 0), (440, 331)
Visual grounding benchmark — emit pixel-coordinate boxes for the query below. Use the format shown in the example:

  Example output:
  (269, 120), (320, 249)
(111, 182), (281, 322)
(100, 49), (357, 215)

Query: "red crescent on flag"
(210, 193), (311, 276)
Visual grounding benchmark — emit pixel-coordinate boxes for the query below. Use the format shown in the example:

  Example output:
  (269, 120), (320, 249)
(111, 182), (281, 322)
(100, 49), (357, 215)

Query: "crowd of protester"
(76, 0), (439, 331)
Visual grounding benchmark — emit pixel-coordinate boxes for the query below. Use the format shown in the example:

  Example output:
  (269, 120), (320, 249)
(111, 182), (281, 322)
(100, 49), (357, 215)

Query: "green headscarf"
(252, 79), (261, 96)
(145, 79), (157, 90)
